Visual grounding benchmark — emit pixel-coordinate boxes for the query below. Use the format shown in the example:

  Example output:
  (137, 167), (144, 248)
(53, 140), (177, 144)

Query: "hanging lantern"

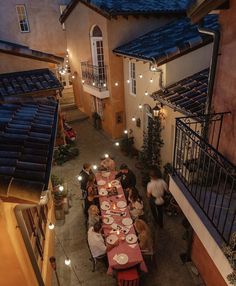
(153, 104), (161, 117)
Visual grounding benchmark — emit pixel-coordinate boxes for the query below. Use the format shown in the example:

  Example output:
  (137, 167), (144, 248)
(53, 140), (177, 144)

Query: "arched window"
(92, 25), (102, 37)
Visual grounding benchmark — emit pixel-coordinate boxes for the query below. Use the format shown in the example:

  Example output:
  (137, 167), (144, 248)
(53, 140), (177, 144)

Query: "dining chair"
(89, 254), (106, 272)
(142, 229), (158, 268)
(117, 266), (140, 286)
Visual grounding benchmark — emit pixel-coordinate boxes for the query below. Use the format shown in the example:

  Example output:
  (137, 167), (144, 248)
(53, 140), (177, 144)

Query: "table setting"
(95, 171), (147, 274)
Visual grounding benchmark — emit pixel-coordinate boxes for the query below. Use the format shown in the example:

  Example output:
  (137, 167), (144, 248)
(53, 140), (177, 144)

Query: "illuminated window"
(16, 5), (30, 32)
(130, 62), (136, 95)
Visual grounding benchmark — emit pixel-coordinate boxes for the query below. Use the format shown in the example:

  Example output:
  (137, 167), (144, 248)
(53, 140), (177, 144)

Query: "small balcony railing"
(81, 61), (108, 91)
(173, 113), (236, 243)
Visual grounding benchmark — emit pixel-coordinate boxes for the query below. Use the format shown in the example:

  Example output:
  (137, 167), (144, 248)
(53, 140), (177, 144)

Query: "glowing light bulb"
(127, 79), (130, 84)
(93, 165), (97, 170)
(115, 142), (119, 146)
(67, 48), (69, 52)
(82, 80), (85, 84)
(103, 83), (106, 87)
(139, 74), (143, 79)
(104, 154), (109, 158)
(59, 185), (64, 192)
(115, 82), (119, 86)
(139, 104), (142, 109)
(132, 117), (136, 122)
(65, 258), (71, 266)
(48, 223), (55, 230)
(150, 78), (153, 83)
(72, 75), (75, 79)
(78, 175), (82, 181)
(92, 82), (95, 86)
(66, 55), (69, 58)
(124, 130), (128, 134)
(145, 91), (148, 96)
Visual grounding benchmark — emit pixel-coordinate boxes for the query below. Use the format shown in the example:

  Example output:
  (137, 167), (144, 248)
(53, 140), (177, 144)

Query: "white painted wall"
(123, 43), (213, 168)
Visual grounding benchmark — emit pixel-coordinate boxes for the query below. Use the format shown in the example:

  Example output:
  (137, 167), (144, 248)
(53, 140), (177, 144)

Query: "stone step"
(61, 103), (77, 111)
(63, 108), (89, 123)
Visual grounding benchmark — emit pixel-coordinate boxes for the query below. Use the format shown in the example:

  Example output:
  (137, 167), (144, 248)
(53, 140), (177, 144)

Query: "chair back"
(117, 267), (139, 286)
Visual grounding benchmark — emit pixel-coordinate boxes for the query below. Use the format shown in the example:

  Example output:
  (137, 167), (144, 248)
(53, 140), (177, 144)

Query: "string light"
(93, 165), (98, 170)
(115, 142), (119, 146)
(48, 223), (55, 230)
(82, 80), (85, 84)
(66, 54), (69, 58)
(66, 48), (69, 52)
(139, 74), (143, 79)
(124, 130), (128, 134)
(104, 154), (109, 158)
(139, 104), (142, 109)
(72, 75), (75, 79)
(77, 175), (82, 181)
(150, 78), (153, 83)
(132, 117), (136, 122)
(115, 82), (119, 86)
(59, 185), (64, 192)
(145, 91), (148, 96)
(92, 82), (95, 86)
(64, 258), (71, 266)
(127, 79), (130, 84)
(103, 83), (106, 87)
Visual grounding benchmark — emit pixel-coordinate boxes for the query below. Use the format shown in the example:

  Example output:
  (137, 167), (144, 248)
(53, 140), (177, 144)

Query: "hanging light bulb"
(104, 154), (109, 158)
(66, 54), (69, 58)
(48, 223), (55, 230)
(124, 130), (128, 134)
(150, 78), (153, 83)
(139, 104), (142, 109)
(93, 165), (98, 170)
(77, 175), (82, 181)
(82, 80), (85, 84)
(115, 82), (119, 86)
(139, 74), (143, 79)
(64, 258), (71, 266)
(132, 117), (136, 122)
(66, 48), (69, 52)
(92, 82), (95, 86)
(115, 142), (120, 146)
(59, 185), (64, 192)
(72, 75), (75, 79)
(145, 91), (148, 96)
(103, 83), (106, 87)
(127, 79), (130, 84)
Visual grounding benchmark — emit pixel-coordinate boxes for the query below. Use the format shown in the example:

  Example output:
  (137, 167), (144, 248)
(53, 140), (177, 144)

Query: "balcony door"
(90, 25), (105, 86)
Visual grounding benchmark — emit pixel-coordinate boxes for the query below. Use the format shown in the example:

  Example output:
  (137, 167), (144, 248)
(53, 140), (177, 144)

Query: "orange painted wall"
(212, 0), (236, 164)
(191, 233), (227, 286)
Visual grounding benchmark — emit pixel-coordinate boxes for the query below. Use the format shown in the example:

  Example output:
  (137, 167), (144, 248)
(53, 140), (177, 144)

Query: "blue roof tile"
(113, 14), (218, 64)
(152, 68), (209, 115)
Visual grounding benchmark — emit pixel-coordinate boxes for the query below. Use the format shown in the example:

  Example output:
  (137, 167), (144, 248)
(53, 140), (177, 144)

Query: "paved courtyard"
(52, 119), (195, 286)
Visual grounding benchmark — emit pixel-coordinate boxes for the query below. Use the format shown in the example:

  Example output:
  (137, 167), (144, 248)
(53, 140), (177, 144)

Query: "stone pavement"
(52, 120), (195, 286)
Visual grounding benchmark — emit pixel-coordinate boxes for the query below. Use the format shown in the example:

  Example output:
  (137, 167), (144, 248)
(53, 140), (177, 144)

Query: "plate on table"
(99, 189), (108, 196)
(115, 254), (128, 265)
(106, 234), (118, 245)
(117, 200), (127, 208)
(111, 180), (120, 187)
(103, 216), (114, 225)
(101, 201), (110, 211)
(122, 217), (133, 226)
(97, 180), (106, 186)
(102, 172), (110, 178)
(126, 234), (138, 244)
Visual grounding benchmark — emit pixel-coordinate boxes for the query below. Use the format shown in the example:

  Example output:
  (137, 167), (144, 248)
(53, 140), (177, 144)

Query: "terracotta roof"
(0, 69), (63, 102)
(113, 14), (218, 64)
(152, 68), (209, 116)
(60, 0), (190, 22)
(0, 99), (58, 203)
(0, 40), (64, 64)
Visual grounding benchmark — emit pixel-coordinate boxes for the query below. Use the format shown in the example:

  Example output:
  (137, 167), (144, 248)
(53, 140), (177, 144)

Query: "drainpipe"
(14, 192), (49, 286)
(197, 25), (221, 115)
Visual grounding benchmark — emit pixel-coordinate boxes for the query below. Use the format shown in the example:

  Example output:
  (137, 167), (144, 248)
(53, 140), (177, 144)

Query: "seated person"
(88, 205), (101, 228)
(88, 222), (118, 258)
(100, 156), (116, 171)
(85, 174), (100, 212)
(115, 164), (136, 199)
(134, 219), (153, 253)
(128, 188), (144, 220)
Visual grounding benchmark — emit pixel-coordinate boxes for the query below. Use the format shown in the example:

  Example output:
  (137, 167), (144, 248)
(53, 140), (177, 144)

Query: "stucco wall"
(65, 1), (177, 138)
(123, 43), (212, 167)
(211, 0), (236, 164)
(0, 0), (66, 56)
(0, 52), (57, 74)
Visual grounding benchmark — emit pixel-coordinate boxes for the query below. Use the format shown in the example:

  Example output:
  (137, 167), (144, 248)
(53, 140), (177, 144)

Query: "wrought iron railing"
(173, 113), (236, 243)
(81, 61), (108, 91)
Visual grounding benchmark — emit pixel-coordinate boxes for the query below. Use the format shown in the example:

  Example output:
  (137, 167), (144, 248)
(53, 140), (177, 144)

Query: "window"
(130, 62), (136, 95)
(16, 5), (30, 32)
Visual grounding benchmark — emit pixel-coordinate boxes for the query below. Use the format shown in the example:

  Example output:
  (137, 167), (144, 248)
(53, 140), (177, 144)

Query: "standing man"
(79, 163), (93, 199)
(147, 169), (168, 228)
(115, 164), (136, 200)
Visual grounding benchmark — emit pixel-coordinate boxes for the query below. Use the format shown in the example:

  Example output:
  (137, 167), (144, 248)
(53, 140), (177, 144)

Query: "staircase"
(61, 103), (89, 123)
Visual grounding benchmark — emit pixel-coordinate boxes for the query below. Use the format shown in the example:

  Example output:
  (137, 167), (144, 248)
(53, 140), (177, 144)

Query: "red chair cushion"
(117, 267), (139, 281)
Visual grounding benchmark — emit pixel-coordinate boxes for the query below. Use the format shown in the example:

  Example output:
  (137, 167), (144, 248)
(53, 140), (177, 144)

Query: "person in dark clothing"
(79, 163), (93, 198)
(115, 164), (136, 200)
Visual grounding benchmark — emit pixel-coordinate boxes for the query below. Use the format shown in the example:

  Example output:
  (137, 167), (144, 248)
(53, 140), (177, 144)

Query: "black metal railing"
(81, 61), (108, 91)
(173, 113), (236, 243)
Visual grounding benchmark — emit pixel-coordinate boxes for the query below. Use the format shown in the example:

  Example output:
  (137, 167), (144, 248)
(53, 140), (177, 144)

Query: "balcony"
(172, 113), (236, 243)
(81, 61), (109, 99)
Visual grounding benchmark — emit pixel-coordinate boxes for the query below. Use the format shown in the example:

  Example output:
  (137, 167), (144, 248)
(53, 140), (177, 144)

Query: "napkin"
(128, 243), (138, 249)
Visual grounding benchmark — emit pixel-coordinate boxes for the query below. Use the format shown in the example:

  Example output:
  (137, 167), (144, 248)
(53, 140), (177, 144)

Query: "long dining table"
(96, 171), (147, 275)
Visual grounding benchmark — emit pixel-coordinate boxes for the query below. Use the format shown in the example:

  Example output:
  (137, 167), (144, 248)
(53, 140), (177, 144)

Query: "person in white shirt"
(87, 222), (118, 259)
(147, 169), (168, 228)
(128, 187), (144, 220)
